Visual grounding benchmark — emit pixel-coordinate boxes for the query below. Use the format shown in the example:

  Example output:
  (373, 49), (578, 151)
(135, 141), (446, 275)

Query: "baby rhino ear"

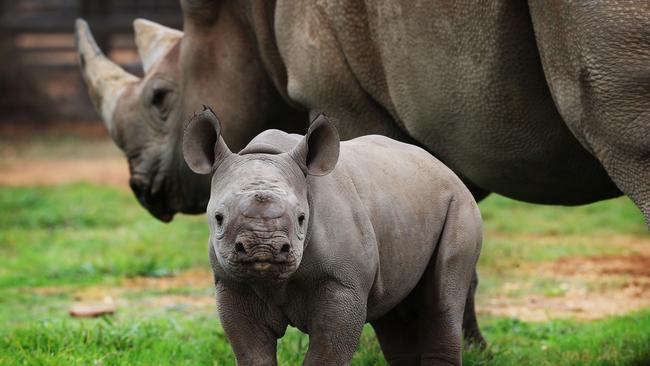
(183, 105), (232, 174)
(290, 114), (340, 176)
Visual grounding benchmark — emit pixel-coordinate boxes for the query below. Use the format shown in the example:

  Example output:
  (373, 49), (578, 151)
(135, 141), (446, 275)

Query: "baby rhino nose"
(235, 238), (291, 258)
(239, 191), (286, 219)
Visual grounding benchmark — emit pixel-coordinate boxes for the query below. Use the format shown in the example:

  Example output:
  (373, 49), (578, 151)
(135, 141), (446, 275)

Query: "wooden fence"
(1, 0), (182, 68)
(0, 0), (182, 121)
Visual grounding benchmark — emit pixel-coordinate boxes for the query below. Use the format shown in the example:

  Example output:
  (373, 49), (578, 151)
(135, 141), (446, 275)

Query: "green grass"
(1, 307), (648, 365)
(0, 315), (232, 366)
(0, 314), (384, 366)
(1, 184), (649, 365)
(0, 183), (210, 288)
(464, 312), (650, 366)
(480, 194), (648, 236)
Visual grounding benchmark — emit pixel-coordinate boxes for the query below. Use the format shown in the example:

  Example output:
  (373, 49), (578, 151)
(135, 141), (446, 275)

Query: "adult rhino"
(76, 0), (649, 349)
(76, 1), (650, 225)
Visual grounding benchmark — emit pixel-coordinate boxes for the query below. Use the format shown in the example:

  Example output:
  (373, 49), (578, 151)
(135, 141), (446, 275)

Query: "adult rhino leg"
(529, 1), (650, 226)
(462, 270), (486, 348)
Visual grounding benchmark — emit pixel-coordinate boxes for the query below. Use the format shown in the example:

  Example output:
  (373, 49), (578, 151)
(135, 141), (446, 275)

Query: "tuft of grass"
(0, 315), (231, 366)
(479, 195), (647, 236)
(464, 311), (650, 366)
(1, 307), (649, 365)
(0, 183), (210, 288)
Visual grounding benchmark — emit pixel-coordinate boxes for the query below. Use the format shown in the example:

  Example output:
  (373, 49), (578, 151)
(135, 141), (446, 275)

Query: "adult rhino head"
(75, 13), (304, 222)
(76, 18), (199, 221)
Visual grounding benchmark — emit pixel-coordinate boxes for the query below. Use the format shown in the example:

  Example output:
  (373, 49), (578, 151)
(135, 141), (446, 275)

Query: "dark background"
(0, 0), (181, 124)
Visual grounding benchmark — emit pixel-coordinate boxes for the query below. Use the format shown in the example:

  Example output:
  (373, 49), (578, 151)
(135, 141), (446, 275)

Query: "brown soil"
(121, 269), (214, 291)
(0, 121), (130, 190)
(552, 254), (650, 278)
(480, 251), (650, 321)
(60, 270), (215, 312)
(0, 158), (130, 190)
(0, 120), (109, 139)
(57, 251), (650, 321)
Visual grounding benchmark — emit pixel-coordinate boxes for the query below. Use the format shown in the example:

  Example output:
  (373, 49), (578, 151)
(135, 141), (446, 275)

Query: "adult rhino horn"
(75, 18), (139, 136)
(133, 18), (183, 73)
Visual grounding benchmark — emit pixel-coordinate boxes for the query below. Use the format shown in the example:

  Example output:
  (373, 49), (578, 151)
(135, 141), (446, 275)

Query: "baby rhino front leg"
(303, 285), (367, 366)
(217, 281), (366, 366)
(216, 283), (286, 366)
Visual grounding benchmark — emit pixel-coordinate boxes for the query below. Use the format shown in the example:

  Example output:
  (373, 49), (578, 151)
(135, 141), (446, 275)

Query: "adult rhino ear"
(183, 106), (232, 174)
(289, 114), (340, 176)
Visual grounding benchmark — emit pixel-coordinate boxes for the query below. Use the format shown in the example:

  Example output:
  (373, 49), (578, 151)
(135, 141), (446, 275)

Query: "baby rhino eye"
(215, 213), (224, 225)
(298, 214), (305, 226)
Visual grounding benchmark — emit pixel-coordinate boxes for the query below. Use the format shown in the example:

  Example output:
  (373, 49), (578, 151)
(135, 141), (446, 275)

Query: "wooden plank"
(0, 15), (182, 33)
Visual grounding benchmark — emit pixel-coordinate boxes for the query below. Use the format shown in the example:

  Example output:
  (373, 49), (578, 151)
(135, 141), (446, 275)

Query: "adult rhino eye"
(151, 88), (168, 108)
(150, 87), (173, 121)
(215, 213), (224, 225)
(298, 214), (305, 226)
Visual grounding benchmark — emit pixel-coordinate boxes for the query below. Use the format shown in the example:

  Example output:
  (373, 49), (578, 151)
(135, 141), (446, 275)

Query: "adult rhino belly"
(361, 0), (620, 204)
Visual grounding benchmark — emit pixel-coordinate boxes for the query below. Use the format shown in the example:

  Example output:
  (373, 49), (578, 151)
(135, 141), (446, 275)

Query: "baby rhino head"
(182, 106), (339, 281)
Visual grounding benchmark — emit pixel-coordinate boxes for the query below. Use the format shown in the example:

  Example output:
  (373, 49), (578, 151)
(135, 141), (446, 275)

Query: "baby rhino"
(183, 106), (482, 366)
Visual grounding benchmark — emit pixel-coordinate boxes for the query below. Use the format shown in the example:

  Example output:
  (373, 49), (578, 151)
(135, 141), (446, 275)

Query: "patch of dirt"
(552, 254), (650, 278)
(62, 250), (650, 321)
(480, 250), (650, 321)
(0, 158), (130, 190)
(72, 270), (214, 300)
(0, 122), (130, 190)
(63, 270), (215, 312)
(130, 294), (215, 309)
(0, 120), (109, 139)
(121, 270), (214, 292)
(30, 249), (650, 321)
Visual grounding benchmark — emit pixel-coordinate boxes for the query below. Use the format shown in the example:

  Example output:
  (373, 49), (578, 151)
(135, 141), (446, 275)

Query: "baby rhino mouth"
(230, 233), (296, 279)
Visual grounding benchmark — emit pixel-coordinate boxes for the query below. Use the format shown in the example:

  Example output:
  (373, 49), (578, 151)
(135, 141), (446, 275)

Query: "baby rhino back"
(339, 135), (482, 318)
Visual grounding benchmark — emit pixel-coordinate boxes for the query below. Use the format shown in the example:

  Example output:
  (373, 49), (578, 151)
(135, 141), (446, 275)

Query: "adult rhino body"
(77, 0), (650, 223)
(267, 0), (637, 207)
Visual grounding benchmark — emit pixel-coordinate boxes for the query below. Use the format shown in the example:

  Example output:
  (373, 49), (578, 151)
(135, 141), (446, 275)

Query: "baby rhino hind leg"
(371, 304), (421, 366)
(372, 197), (482, 366)
(418, 197), (482, 365)
(462, 269), (485, 347)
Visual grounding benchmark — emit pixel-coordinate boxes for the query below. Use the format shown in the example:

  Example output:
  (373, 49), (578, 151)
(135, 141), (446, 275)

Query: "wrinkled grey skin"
(183, 108), (482, 365)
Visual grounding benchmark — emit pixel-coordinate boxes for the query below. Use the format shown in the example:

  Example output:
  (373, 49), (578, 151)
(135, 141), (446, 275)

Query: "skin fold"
(183, 108), (483, 365)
